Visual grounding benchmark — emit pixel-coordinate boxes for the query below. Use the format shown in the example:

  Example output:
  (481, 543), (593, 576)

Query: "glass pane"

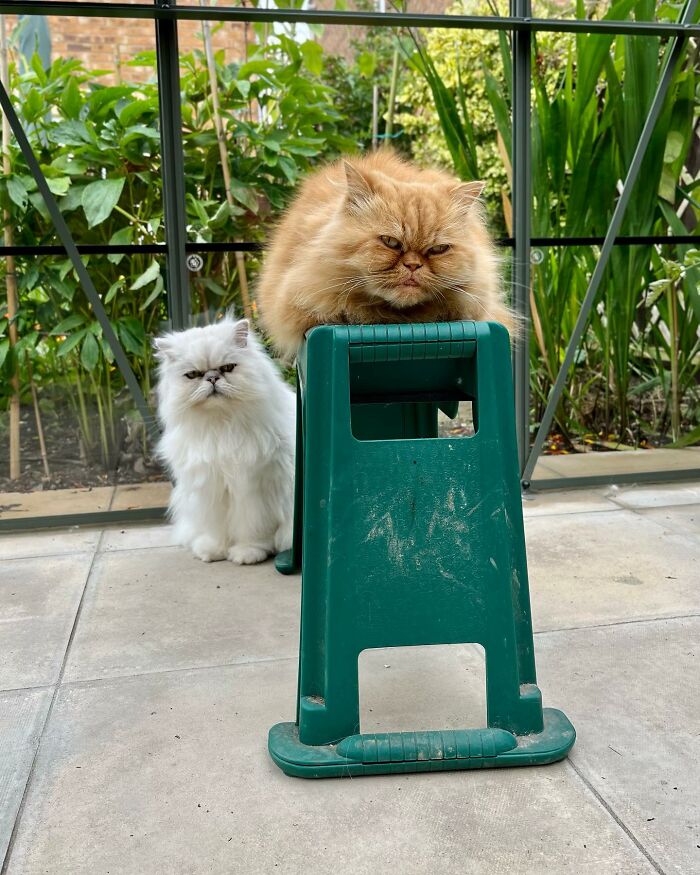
(0, 254), (170, 521)
(1, 16), (162, 249)
(528, 242), (700, 483)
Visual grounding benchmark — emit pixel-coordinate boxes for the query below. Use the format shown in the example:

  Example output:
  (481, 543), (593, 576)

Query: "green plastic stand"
(269, 322), (575, 778)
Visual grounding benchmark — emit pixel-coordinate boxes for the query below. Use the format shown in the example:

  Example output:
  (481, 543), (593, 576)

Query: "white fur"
(154, 318), (295, 564)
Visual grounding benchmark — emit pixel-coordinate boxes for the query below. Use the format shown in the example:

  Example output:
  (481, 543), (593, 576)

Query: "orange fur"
(256, 151), (513, 358)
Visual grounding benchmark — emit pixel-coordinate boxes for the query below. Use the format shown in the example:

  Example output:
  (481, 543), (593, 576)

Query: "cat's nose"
(204, 370), (220, 384)
(403, 259), (423, 273)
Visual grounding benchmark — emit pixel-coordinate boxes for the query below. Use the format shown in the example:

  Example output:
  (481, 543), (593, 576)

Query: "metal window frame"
(0, 0), (698, 534)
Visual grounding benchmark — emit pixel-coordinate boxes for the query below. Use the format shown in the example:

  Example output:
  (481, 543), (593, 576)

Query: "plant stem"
(1, 14), (21, 480)
(371, 85), (380, 150)
(385, 48), (400, 138)
(26, 352), (51, 479)
(200, 0), (253, 320)
(668, 281), (681, 442)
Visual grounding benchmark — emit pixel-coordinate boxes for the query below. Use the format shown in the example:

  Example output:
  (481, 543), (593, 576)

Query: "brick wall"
(4, 5), (248, 82)
(4, 1), (449, 81)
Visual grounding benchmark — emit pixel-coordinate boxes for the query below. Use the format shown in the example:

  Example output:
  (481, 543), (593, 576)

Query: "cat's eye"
(219, 363), (236, 373)
(184, 370), (202, 380)
(427, 244), (450, 256)
(380, 235), (402, 251)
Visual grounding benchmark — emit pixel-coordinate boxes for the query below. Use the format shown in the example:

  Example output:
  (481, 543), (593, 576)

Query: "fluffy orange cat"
(256, 150), (513, 357)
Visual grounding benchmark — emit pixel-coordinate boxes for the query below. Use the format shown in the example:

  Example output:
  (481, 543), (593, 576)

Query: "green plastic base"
(274, 549), (296, 576)
(268, 708), (576, 778)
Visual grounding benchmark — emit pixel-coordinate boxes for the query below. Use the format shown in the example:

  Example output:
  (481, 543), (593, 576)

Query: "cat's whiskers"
(291, 276), (367, 307)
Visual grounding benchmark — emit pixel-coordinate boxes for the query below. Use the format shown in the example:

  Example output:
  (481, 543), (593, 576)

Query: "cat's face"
(337, 163), (486, 310)
(154, 319), (251, 412)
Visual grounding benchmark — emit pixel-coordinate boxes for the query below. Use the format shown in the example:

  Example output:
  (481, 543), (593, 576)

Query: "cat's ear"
(449, 181), (486, 210)
(344, 161), (374, 212)
(152, 335), (174, 362)
(233, 319), (249, 348)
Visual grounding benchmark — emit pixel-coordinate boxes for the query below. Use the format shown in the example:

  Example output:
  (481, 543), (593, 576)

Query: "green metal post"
(511, 0), (531, 475)
(155, 0), (190, 331)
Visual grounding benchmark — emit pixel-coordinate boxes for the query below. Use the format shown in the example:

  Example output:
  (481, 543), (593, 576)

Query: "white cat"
(153, 317), (295, 564)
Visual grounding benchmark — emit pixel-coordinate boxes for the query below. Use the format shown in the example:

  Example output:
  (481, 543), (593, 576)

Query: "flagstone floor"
(0, 481), (698, 874)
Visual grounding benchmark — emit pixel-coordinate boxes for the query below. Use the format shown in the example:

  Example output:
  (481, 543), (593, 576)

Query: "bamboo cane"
(26, 352), (50, 479)
(384, 48), (400, 139)
(371, 85), (379, 150)
(199, 2), (253, 320)
(1, 14), (20, 481)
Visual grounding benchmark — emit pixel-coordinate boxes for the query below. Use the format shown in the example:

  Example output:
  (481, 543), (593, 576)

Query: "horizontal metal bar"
(526, 467), (700, 491)
(2, 236), (696, 258)
(10, 2), (700, 37)
(0, 243), (167, 257)
(499, 234), (700, 248)
(0, 506), (168, 533)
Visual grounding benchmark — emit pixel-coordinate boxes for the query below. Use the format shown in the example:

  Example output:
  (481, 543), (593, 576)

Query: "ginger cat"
(256, 150), (513, 358)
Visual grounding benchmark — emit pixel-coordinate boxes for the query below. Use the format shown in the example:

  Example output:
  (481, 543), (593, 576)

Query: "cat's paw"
(191, 535), (227, 563)
(228, 544), (269, 565)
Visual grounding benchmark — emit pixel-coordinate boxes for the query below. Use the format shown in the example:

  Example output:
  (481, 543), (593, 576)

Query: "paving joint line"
(60, 653), (299, 690)
(567, 759), (666, 875)
(0, 529), (105, 875)
(534, 612), (700, 636)
(0, 549), (100, 565)
(0, 683), (56, 696)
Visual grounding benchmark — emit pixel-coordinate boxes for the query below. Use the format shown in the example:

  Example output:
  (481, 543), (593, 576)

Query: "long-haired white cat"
(154, 317), (295, 564)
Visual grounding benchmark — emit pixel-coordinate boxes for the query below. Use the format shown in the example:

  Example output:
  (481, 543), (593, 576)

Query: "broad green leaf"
(7, 176), (29, 210)
(108, 226), (133, 264)
(48, 120), (94, 146)
(51, 154), (89, 176)
(57, 328), (88, 357)
(50, 314), (85, 335)
(139, 275), (164, 310)
(300, 41), (323, 77)
(23, 88), (43, 122)
(46, 177), (71, 196)
(230, 181), (259, 213)
(104, 280), (123, 304)
(80, 332), (100, 371)
(117, 318), (146, 355)
(663, 130), (684, 163)
(0, 338), (9, 370)
(61, 76), (82, 119)
(234, 80), (251, 99)
(82, 177), (125, 228)
(199, 277), (226, 297)
(129, 259), (161, 291)
(118, 98), (158, 127)
(277, 156), (297, 184)
(59, 184), (85, 213)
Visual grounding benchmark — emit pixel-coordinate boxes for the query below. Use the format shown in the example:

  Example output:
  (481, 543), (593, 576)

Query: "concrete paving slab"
(62, 547), (300, 683)
(522, 489), (620, 518)
(637, 504), (699, 538)
(607, 482), (700, 510)
(536, 616), (700, 875)
(0, 487), (114, 521)
(0, 688), (53, 864)
(0, 528), (100, 561)
(360, 643), (487, 733)
(525, 510), (699, 632)
(0, 554), (93, 690)
(100, 523), (176, 553)
(538, 449), (700, 479)
(110, 482), (171, 511)
(5, 662), (655, 875)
